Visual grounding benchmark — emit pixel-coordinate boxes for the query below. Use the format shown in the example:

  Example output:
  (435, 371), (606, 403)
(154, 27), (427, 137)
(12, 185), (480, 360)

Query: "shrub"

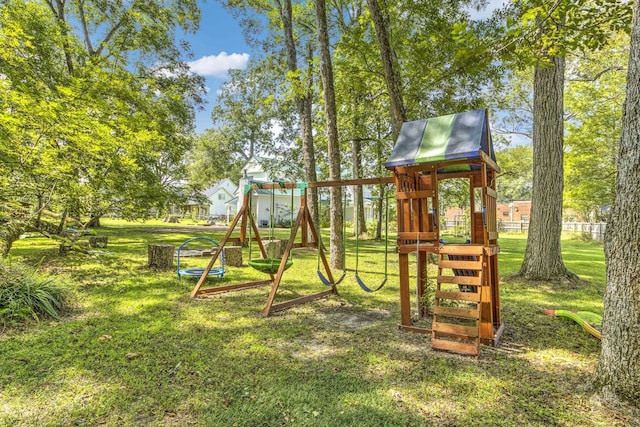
(0, 258), (70, 324)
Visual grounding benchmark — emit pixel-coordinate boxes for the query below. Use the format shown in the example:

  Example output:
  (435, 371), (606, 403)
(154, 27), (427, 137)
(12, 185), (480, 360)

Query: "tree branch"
(569, 66), (626, 82)
(75, 0), (95, 55)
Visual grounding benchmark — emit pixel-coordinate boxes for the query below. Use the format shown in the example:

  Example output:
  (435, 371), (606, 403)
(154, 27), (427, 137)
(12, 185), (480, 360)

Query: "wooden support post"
(398, 253), (412, 327)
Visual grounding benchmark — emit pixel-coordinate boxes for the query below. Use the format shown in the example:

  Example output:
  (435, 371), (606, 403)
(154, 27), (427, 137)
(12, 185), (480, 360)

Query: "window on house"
(218, 194), (225, 200)
(503, 211), (509, 217)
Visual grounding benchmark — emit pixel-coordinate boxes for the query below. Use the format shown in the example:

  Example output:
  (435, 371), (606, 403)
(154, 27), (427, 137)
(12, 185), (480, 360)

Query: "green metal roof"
(386, 109), (495, 169)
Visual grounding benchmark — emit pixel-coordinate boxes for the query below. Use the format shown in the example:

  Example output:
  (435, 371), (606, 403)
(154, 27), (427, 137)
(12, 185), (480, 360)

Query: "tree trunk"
(303, 42), (320, 230)
(87, 215), (101, 228)
(596, 1), (640, 408)
(147, 244), (174, 270)
(366, 0), (406, 140)
(275, 0), (319, 230)
(0, 221), (25, 258)
(314, 0), (343, 270)
(517, 56), (576, 281)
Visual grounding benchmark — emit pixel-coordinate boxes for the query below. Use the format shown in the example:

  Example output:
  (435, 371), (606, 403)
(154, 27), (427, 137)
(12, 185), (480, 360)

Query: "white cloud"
(188, 52), (250, 78)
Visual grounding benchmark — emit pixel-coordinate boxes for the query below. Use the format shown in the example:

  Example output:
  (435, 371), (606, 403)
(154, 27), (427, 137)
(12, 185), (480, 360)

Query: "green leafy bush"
(0, 258), (69, 324)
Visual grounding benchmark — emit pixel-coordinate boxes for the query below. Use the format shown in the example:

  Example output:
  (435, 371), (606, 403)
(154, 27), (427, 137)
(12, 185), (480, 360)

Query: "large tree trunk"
(517, 56), (576, 281)
(302, 42), (319, 230)
(366, 0), (406, 140)
(275, 0), (319, 229)
(595, 1), (640, 408)
(314, 0), (343, 269)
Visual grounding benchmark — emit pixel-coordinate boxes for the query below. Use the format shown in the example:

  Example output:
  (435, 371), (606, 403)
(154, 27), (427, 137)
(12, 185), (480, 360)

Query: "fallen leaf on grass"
(99, 335), (112, 340)
(125, 352), (141, 359)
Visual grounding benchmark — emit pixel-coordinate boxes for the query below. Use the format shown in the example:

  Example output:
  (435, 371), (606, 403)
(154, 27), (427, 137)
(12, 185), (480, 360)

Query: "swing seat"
(179, 267), (225, 279)
(317, 270), (346, 286)
(249, 258), (293, 274)
(356, 275), (387, 293)
(177, 237), (225, 280)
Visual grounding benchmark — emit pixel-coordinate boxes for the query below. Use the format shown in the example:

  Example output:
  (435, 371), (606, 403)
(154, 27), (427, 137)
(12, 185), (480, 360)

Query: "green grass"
(0, 220), (630, 426)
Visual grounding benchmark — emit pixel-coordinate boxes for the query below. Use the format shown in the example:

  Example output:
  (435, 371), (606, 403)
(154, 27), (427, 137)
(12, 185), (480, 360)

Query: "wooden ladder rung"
(439, 259), (482, 271)
(432, 321), (479, 338)
(437, 275), (481, 286)
(433, 305), (479, 319)
(431, 338), (479, 356)
(435, 290), (481, 302)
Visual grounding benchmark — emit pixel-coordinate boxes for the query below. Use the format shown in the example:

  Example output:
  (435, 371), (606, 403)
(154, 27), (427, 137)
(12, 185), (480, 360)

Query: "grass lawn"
(0, 219), (631, 426)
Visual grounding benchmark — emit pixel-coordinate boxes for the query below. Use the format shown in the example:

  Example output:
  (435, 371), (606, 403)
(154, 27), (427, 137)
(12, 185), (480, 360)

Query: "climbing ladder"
(431, 245), (485, 358)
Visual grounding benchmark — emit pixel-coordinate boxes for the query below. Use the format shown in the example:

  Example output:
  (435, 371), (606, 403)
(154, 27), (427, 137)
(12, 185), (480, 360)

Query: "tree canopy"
(0, 0), (205, 254)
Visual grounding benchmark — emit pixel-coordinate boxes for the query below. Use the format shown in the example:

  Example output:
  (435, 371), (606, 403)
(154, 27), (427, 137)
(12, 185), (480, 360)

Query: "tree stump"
(224, 246), (242, 267)
(89, 236), (108, 248)
(263, 239), (288, 258)
(148, 244), (174, 270)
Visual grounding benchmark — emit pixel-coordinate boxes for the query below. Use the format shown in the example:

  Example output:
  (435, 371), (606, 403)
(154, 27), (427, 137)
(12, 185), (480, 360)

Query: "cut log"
(89, 236), (108, 248)
(224, 246), (242, 267)
(148, 244), (174, 270)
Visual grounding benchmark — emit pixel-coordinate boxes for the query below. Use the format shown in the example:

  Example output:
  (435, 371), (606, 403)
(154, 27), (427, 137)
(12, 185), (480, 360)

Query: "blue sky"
(183, 0), (507, 135)
(182, 1), (253, 133)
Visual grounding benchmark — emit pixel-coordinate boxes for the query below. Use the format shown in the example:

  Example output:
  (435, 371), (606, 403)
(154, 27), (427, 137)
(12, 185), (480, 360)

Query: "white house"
(237, 156), (301, 227)
(203, 179), (238, 219)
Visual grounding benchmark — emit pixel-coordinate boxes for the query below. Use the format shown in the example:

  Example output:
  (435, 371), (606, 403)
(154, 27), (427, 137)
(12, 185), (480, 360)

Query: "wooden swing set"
(190, 178), (392, 316)
(190, 108), (503, 357)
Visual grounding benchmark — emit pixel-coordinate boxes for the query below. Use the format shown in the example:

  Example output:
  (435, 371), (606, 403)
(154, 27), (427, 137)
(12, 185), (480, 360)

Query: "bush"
(0, 258), (70, 324)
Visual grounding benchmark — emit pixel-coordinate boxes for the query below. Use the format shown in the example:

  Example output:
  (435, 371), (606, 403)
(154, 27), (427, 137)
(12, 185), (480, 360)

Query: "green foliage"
(501, 0), (632, 65)
(496, 145), (533, 202)
(0, 0), (205, 254)
(564, 32), (629, 220)
(0, 258), (69, 323)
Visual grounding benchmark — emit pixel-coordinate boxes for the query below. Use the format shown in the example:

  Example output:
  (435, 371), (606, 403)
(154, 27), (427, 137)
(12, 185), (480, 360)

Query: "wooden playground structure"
(191, 109), (503, 357)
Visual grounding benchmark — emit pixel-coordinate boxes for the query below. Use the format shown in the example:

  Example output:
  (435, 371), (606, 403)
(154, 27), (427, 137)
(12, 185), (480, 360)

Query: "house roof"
(203, 179), (238, 199)
(386, 109), (496, 169)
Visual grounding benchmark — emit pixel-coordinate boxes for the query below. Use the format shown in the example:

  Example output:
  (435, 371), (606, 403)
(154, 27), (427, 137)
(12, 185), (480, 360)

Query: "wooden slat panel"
(437, 275), (482, 286)
(439, 245), (484, 255)
(431, 338), (478, 356)
(486, 187), (497, 199)
(398, 244), (437, 254)
(396, 190), (433, 199)
(397, 231), (438, 241)
(433, 322), (479, 338)
(434, 305), (480, 319)
(435, 290), (481, 302)
(439, 260), (482, 271)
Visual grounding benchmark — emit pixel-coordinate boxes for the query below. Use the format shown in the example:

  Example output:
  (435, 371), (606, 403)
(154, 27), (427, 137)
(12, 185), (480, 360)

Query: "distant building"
(496, 201), (531, 222)
(237, 156), (301, 227)
(203, 179), (237, 219)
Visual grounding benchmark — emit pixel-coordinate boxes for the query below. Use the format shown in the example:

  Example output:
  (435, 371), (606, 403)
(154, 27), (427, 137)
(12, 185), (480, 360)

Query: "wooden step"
(439, 259), (482, 271)
(433, 305), (479, 319)
(435, 290), (481, 302)
(432, 321), (479, 338)
(438, 245), (484, 255)
(431, 337), (479, 357)
(437, 275), (481, 286)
